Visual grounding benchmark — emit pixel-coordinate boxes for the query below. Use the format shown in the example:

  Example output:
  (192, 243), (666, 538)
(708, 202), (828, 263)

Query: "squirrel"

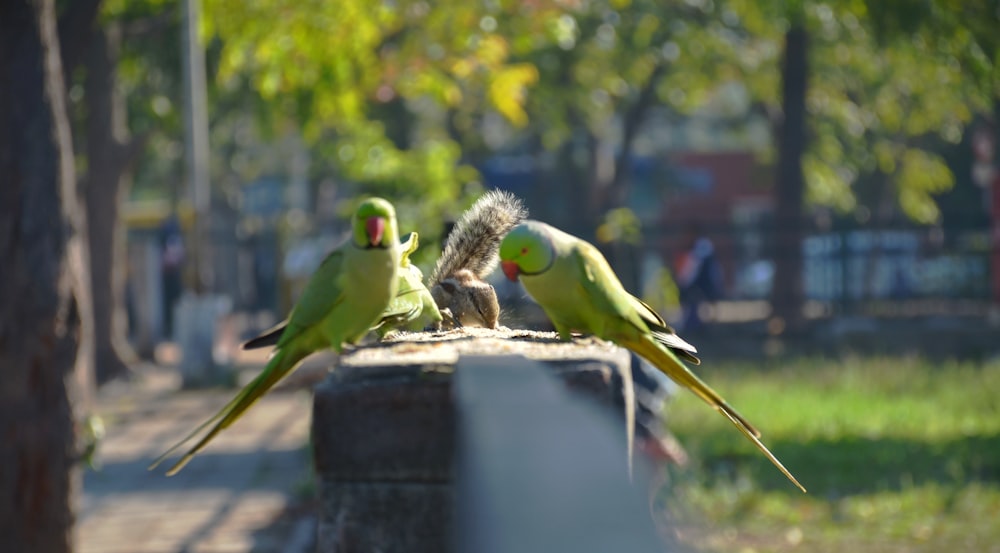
(429, 190), (527, 329)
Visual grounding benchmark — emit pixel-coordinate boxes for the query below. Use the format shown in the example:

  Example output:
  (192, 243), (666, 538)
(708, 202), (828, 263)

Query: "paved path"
(78, 365), (315, 553)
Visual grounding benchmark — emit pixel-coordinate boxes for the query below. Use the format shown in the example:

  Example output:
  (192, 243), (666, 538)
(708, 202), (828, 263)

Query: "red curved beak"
(501, 260), (520, 282)
(366, 216), (385, 246)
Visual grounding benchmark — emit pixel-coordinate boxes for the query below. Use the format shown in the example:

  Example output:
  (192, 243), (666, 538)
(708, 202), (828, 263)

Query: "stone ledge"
(312, 329), (660, 553)
(338, 327), (629, 369)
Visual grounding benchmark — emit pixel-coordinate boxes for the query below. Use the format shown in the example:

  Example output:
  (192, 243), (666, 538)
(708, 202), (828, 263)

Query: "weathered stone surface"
(316, 482), (452, 553)
(340, 327), (629, 368)
(313, 328), (660, 553)
(313, 365), (454, 482)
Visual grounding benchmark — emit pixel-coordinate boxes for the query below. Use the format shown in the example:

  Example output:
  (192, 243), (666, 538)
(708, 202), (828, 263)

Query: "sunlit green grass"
(655, 356), (1000, 553)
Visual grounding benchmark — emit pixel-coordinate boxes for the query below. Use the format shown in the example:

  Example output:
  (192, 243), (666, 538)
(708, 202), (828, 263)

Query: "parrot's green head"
(499, 220), (555, 281)
(353, 197), (399, 249)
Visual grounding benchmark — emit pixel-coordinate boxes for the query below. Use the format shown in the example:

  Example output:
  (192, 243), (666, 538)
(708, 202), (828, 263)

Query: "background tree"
(68, 4), (150, 383)
(62, 0), (183, 377)
(507, 0), (726, 288)
(84, 0), (997, 353)
(691, 0), (996, 326)
(197, 0), (552, 241)
(511, 0), (700, 229)
(0, 0), (94, 549)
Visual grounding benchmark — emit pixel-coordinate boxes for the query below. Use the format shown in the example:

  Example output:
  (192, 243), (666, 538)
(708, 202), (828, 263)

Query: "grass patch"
(657, 356), (1000, 553)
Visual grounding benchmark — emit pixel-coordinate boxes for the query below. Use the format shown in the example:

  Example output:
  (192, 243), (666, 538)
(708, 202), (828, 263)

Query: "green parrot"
(241, 231), (442, 351)
(499, 220), (806, 493)
(150, 197), (401, 475)
(373, 231), (443, 336)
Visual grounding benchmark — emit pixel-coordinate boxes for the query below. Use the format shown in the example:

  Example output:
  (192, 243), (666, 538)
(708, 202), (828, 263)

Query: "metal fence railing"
(645, 223), (995, 320)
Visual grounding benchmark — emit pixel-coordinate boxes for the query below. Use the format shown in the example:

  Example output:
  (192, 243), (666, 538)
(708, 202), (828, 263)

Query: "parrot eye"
(521, 247), (528, 255)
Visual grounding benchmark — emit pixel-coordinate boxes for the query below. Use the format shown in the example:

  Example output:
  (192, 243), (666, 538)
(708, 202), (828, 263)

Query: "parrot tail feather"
(149, 346), (309, 475)
(625, 335), (761, 438)
(717, 408), (807, 493)
(624, 335), (806, 492)
(147, 388), (245, 470)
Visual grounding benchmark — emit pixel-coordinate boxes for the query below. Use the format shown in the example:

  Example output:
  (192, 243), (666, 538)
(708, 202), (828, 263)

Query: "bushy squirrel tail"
(429, 190), (528, 283)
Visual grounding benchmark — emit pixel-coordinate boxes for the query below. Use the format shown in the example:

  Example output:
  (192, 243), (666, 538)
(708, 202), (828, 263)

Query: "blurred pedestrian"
(675, 224), (723, 332)
(160, 215), (186, 338)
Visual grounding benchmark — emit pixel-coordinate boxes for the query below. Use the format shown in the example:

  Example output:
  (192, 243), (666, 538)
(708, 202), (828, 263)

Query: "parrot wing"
(277, 249), (348, 348)
(240, 250), (348, 351)
(376, 262), (442, 334)
(239, 249), (352, 352)
(570, 240), (658, 333)
(627, 295), (701, 364)
(375, 287), (428, 330)
(567, 240), (699, 362)
(241, 321), (284, 350)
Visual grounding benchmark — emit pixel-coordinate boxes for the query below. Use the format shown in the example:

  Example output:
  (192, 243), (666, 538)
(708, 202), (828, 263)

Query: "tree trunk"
(770, 25), (808, 331)
(83, 22), (141, 385)
(556, 131), (593, 236)
(602, 62), (667, 293)
(0, 0), (94, 550)
(607, 61), (667, 208)
(56, 0), (102, 84)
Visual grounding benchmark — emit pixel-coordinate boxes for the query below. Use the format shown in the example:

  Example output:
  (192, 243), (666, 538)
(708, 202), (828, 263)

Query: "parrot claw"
(435, 308), (463, 330)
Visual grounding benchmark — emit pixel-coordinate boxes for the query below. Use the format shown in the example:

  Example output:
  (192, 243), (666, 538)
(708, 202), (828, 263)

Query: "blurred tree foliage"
(65, 0), (993, 355)
(98, 0), (996, 260)
(658, 0), (998, 326)
(117, 0), (997, 231)
(65, 0), (183, 380)
(689, 0), (995, 224)
(504, 0), (718, 233)
(100, 0), (184, 201)
(199, 0), (563, 232)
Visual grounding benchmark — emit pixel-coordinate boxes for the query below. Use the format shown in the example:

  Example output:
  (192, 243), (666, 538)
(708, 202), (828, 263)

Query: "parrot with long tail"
(150, 197), (401, 475)
(499, 220), (806, 492)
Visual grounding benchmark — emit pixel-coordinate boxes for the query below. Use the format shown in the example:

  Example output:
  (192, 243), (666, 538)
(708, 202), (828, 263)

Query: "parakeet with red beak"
(372, 231), (442, 335)
(499, 220), (805, 493)
(151, 197), (401, 475)
(240, 230), (442, 350)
